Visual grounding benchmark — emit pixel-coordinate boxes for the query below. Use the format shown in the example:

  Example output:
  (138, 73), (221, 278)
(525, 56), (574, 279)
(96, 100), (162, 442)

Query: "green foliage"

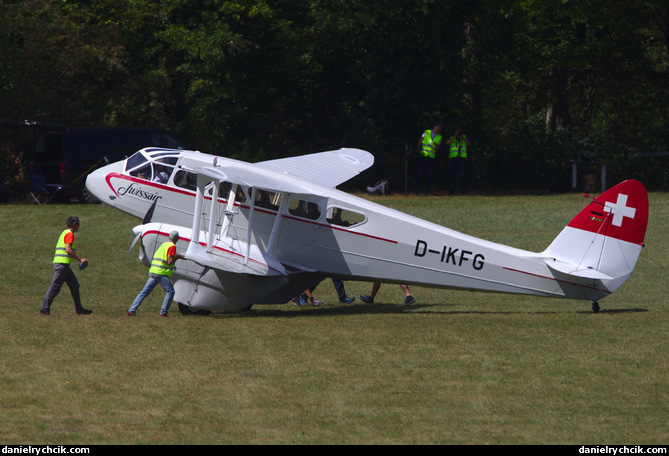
(1, 0), (668, 191)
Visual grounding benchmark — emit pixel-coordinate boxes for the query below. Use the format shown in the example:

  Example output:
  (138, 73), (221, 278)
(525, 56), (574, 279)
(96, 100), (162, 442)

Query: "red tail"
(568, 180), (648, 246)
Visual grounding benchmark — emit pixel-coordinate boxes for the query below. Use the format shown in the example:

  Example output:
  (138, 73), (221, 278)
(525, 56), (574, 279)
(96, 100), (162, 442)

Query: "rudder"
(543, 180), (648, 294)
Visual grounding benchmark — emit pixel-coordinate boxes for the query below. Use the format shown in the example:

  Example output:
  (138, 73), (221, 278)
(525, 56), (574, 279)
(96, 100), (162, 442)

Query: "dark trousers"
(41, 263), (84, 313)
(331, 279), (347, 301)
(413, 156), (436, 194)
(449, 157), (467, 195)
(301, 279), (348, 302)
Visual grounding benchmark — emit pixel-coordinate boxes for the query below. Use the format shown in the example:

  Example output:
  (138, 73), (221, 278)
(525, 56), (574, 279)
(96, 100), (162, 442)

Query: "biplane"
(85, 147), (648, 314)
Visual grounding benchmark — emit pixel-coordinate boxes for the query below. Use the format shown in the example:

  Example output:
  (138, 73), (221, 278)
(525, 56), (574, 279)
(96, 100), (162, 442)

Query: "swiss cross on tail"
(605, 194), (636, 227)
(568, 179), (648, 245)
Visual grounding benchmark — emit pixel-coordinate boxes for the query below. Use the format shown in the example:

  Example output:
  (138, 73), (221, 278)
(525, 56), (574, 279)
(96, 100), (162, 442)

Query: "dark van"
(31, 126), (184, 202)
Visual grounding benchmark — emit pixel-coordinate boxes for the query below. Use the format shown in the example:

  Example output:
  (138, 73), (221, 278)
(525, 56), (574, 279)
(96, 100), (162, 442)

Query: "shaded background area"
(2, 0), (668, 199)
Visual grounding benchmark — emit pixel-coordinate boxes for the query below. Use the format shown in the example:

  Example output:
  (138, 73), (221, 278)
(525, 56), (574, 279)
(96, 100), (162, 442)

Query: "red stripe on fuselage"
(106, 173), (398, 244)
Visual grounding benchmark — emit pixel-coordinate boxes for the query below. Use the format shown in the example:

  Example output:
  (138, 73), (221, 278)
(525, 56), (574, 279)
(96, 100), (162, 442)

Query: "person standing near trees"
(446, 128), (471, 195)
(413, 122), (443, 195)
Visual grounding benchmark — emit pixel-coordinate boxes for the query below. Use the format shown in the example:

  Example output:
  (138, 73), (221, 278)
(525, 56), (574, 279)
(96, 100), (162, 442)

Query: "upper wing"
(182, 148), (374, 196)
(184, 162), (326, 196)
(255, 148), (374, 188)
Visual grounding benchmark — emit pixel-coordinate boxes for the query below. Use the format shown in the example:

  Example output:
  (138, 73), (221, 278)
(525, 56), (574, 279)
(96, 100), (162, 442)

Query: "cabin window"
(288, 198), (322, 221)
(255, 190), (282, 211)
(326, 207), (365, 227)
(220, 181), (247, 204)
(174, 170), (197, 191)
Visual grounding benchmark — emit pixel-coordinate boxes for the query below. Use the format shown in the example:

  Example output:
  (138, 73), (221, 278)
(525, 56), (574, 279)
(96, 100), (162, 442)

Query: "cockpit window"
(151, 155), (178, 166)
(152, 159), (175, 184)
(326, 207), (366, 227)
(126, 151), (177, 183)
(125, 151), (147, 171)
(130, 164), (153, 180)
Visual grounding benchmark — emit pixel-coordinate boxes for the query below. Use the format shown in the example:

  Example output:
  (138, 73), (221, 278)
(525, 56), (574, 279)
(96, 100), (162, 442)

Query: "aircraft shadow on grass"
(207, 302), (649, 319)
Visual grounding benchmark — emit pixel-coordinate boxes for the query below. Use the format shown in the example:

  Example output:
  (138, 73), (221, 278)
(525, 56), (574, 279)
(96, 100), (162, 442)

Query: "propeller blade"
(127, 231), (141, 256)
(142, 200), (157, 224)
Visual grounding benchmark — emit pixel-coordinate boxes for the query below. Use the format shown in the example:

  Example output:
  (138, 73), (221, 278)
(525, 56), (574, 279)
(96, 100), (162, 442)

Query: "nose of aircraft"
(85, 161), (124, 204)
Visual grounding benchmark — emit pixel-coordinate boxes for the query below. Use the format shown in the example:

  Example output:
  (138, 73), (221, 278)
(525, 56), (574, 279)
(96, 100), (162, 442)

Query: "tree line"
(1, 0), (668, 196)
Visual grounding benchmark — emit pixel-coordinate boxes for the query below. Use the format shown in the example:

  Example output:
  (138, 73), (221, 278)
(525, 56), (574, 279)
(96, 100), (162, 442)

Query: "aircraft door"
(285, 197), (322, 243)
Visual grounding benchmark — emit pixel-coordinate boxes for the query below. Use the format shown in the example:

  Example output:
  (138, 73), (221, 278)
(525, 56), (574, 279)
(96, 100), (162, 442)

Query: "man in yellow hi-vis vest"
(446, 128), (471, 195)
(127, 231), (184, 317)
(40, 216), (92, 315)
(413, 122), (443, 195)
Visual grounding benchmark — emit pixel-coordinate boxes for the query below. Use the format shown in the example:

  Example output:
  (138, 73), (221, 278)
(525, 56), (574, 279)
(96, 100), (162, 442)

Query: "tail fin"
(543, 180), (648, 294)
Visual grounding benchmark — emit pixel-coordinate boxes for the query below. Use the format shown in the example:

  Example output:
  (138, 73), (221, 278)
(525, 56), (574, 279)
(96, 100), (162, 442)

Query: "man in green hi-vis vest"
(446, 128), (471, 195)
(413, 122), (443, 195)
(40, 216), (92, 315)
(127, 231), (184, 317)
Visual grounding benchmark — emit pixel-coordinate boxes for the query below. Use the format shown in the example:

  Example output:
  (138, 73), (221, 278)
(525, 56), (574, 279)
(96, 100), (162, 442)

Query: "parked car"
(30, 126), (184, 203)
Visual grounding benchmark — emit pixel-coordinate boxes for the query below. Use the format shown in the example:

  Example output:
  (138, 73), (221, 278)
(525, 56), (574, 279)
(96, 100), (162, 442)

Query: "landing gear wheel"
(178, 303), (211, 316)
(591, 301), (600, 313)
(78, 182), (99, 204)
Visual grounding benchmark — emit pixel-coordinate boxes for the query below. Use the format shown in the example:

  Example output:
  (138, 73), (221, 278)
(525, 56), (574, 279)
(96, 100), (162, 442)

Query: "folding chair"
(29, 175), (61, 205)
(366, 179), (389, 195)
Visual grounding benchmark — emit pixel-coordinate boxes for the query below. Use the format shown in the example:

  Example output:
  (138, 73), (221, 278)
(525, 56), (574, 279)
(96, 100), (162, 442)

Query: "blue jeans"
(128, 273), (175, 315)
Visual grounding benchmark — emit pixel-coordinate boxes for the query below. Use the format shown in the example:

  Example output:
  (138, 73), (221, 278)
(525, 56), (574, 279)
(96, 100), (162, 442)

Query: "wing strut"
(206, 180), (219, 252)
(221, 185), (237, 237)
(266, 193), (289, 255)
(185, 167), (255, 267)
(186, 171), (225, 259)
(245, 187), (256, 265)
(186, 173), (209, 262)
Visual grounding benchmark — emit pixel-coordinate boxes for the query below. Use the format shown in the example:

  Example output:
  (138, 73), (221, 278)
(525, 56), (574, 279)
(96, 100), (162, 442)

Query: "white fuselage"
(86, 148), (633, 311)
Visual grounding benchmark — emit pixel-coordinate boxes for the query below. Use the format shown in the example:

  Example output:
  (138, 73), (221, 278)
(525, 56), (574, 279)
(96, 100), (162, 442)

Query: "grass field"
(1, 191), (667, 444)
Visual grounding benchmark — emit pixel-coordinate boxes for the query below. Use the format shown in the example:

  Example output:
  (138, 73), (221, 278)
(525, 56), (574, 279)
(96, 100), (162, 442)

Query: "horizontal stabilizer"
(545, 258), (614, 280)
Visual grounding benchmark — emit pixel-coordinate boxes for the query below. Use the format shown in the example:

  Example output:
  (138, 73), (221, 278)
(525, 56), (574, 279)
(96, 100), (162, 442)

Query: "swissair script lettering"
(414, 239), (485, 270)
(117, 183), (163, 202)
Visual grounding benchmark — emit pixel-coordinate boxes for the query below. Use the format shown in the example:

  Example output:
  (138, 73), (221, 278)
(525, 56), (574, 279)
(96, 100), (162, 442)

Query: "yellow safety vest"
(53, 229), (74, 265)
(421, 130), (442, 159)
(149, 241), (176, 276)
(449, 136), (468, 159)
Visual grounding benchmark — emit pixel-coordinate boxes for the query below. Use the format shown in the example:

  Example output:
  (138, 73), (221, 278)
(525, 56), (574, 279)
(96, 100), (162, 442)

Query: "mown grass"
(0, 191), (666, 444)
